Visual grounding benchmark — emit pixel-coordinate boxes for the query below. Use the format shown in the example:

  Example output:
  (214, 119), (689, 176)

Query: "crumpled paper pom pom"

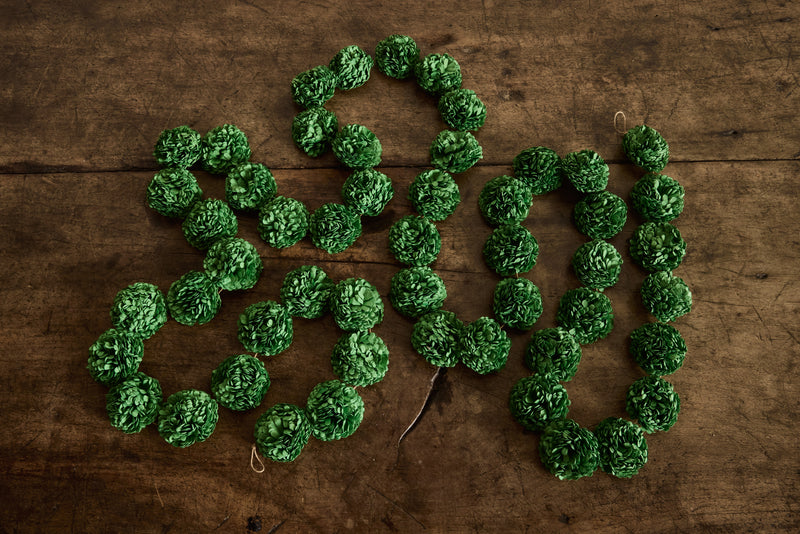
(411, 310), (464, 367)
(429, 130), (483, 174)
(257, 196), (309, 249)
(341, 169), (394, 216)
(329, 45), (374, 90)
(512, 146), (562, 195)
(572, 239), (623, 290)
(630, 322), (687, 376)
(493, 277), (543, 330)
(157, 389), (219, 448)
(623, 125), (670, 173)
(482, 223), (539, 276)
(87, 328), (144, 386)
(225, 162), (277, 212)
(538, 419), (600, 480)
(389, 215), (442, 266)
(479, 175), (532, 227)
(561, 150), (609, 193)
(280, 265), (335, 319)
(459, 317), (511, 374)
(201, 124), (251, 175)
(641, 271), (692, 323)
(524, 327), (582, 382)
(629, 222), (687, 272)
(106, 372), (162, 434)
(390, 266), (447, 318)
(408, 169), (460, 221)
(292, 106), (339, 158)
(556, 287), (614, 344)
(291, 65), (337, 109)
(509, 374), (570, 432)
(626, 376), (680, 433)
(166, 271), (222, 326)
(153, 125), (202, 169)
(375, 34), (420, 79)
(203, 237), (263, 291)
(631, 172), (685, 222)
(254, 403), (312, 462)
(415, 53), (462, 95)
(330, 278), (384, 332)
(305, 379), (365, 441)
(182, 198), (238, 251)
(332, 124), (382, 170)
(237, 301), (293, 356)
(573, 190), (628, 240)
(438, 88), (487, 131)
(309, 203), (362, 254)
(211, 354), (270, 411)
(146, 168), (203, 218)
(110, 282), (168, 340)
(594, 417), (648, 478)
(331, 331), (389, 387)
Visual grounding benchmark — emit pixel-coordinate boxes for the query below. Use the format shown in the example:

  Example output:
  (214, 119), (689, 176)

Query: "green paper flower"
(573, 190), (628, 240)
(237, 301), (293, 356)
(415, 53), (462, 94)
(309, 203), (362, 254)
(203, 237), (263, 291)
(157, 389), (219, 448)
(332, 124), (382, 170)
(257, 196), (309, 249)
(594, 417), (648, 478)
(182, 198), (238, 250)
(280, 265), (335, 319)
(225, 162), (277, 212)
(478, 175), (532, 227)
(291, 65), (337, 109)
(626, 376), (680, 433)
(623, 125), (670, 173)
(389, 215), (442, 267)
(408, 169), (460, 221)
(524, 327), (582, 382)
(629, 222), (687, 272)
(493, 277), (543, 331)
(330, 278), (384, 332)
(331, 331), (390, 387)
(512, 146), (562, 195)
(390, 266), (447, 318)
(305, 380), (365, 441)
(630, 172), (685, 222)
(329, 45), (373, 90)
(561, 150), (609, 193)
(201, 124), (251, 174)
(438, 88), (487, 131)
(211, 354), (270, 411)
(153, 125), (202, 169)
(166, 271), (222, 326)
(341, 169), (394, 216)
(411, 310), (465, 367)
(556, 287), (614, 344)
(146, 168), (202, 218)
(641, 271), (692, 322)
(110, 282), (168, 340)
(292, 106), (339, 158)
(429, 130), (482, 174)
(254, 403), (312, 462)
(572, 239), (623, 290)
(539, 419), (600, 480)
(459, 317), (510, 374)
(375, 34), (420, 79)
(87, 328), (144, 386)
(629, 322), (687, 376)
(509, 374), (570, 432)
(482, 223), (539, 276)
(106, 372), (162, 434)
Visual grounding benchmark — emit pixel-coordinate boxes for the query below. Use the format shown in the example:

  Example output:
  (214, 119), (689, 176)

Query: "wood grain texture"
(1, 0), (798, 532)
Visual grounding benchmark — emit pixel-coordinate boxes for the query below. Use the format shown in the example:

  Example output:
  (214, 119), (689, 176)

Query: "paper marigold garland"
(305, 379), (365, 441)
(166, 270), (221, 326)
(146, 168), (202, 218)
(153, 125), (202, 169)
(106, 372), (162, 434)
(157, 389), (219, 448)
(182, 198), (238, 250)
(254, 403), (312, 462)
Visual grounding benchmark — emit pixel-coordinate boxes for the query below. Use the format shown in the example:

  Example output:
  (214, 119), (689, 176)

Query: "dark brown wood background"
(1, 1), (798, 532)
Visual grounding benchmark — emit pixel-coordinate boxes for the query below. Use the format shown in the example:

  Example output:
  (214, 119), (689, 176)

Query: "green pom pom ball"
(539, 419), (600, 480)
(153, 125), (202, 169)
(106, 372), (162, 434)
(513, 146), (562, 195)
(331, 331), (390, 387)
(329, 45), (373, 90)
(459, 317), (510, 374)
(390, 266), (447, 318)
(166, 271), (221, 326)
(631, 172), (685, 222)
(332, 124), (382, 170)
(572, 239), (623, 290)
(561, 150), (609, 193)
(305, 380), (365, 441)
(211, 354), (270, 411)
(237, 301), (293, 356)
(509, 374), (570, 432)
(594, 417), (648, 478)
(482, 223), (539, 276)
(292, 106), (339, 158)
(430, 130), (482, 174)
(479, 175), (532, 227)
(623, 125), (670, 173)
(203, 237), (263, 291)
(408, 169), (460, 221)
(375, 34), (420, 79)
(641, 271), (692, 322)
(291, 65), (336, 109)
(389, 215), (442, 267)
(493, 277), (543, 330)
(182, 198), (238, 251)
(309, 203), (362, 254)
(411, 310), (464, 368)
(280, 265), (335, 319)
(87, 328), (144, 386)
(438, 88), (487, 131)
(341, 169), (394, 216)
(556, 287), (614, 344)
(110, 282), (168, 340)
(330, 278), (384, 332)
(573, 191), (628, 240)
(146, 168), (202, 218)
(157, 389), (219, 448)
(626, 376), (680, 433)
(415, 53), (462, 94)
(629, 222), (687, 272)
(524, 327), (582, 381)
(254, 403), (312, 462)
(201, 124), (251, 175)
(257, 196), (309, 249)
(225, 162), (277, 212)
(629, 322), (687, 376)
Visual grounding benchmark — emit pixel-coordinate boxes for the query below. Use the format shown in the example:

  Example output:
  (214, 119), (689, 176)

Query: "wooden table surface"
(1, 1), (798, 532)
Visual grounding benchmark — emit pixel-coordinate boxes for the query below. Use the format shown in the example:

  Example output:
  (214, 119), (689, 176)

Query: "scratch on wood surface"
(397, 367), (443, 448)
(267, 520), (286, 534)
(155, 482), (164, 508)
(214, 515), (230, 530)
(367, 484), (426, 530)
